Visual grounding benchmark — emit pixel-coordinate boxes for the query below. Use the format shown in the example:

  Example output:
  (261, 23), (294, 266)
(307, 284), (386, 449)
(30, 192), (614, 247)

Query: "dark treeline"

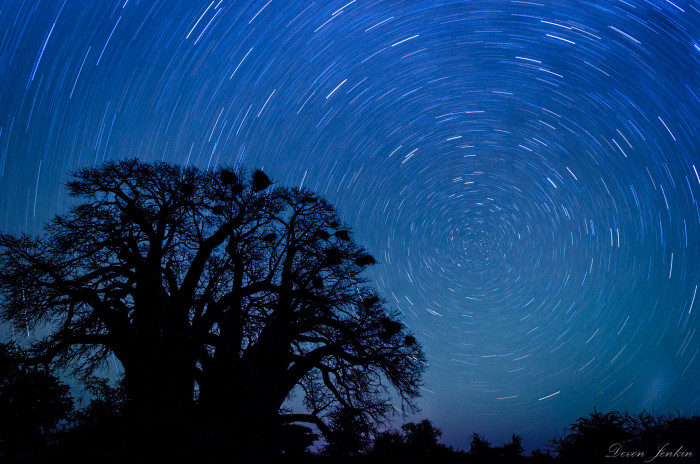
(0, 359), (698, 463)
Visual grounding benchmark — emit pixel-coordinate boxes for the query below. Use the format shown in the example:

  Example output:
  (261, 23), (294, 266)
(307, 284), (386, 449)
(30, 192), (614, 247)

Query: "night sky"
(1, 0), (700, 452)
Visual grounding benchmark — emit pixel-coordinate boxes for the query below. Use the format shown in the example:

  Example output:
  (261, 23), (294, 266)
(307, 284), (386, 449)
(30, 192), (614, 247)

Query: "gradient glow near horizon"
(1, 0), (699, 451)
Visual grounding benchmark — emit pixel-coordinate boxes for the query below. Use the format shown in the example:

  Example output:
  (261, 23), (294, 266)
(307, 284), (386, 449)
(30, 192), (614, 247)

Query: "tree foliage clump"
(552, 408), (630, 461)
(0, 342), (73, 457)
(60, 375), (128, 457)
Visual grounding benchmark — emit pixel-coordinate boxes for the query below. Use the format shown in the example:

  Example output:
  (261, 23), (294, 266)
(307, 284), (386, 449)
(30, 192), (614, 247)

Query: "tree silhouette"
(500, 434), (525, 462)
(60, 375), (127, 457)
(323, 407), (372, 458)
(469, 432), (494, 461)
(0, 343), (73, 458)
(368, 420), (464, 464)
(620, 410), (700, 462)
(401, 419), (441, 449)
(529, 448), (554, 463)
(0, 159), (424, 455)
(552, 408), (630, 463)
(370, 429), (406, 461)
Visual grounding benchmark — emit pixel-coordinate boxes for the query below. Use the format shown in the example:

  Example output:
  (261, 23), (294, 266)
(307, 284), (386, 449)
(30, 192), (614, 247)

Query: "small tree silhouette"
(0, 343), (73, 458)
(61, 375), (127, 457)
(552, 408), (630, 463)
(370, 429), (405, 461)
(401, 419), (442, 449)
(530, 448), (554, 463)
(624, 410), (700, 459)
(500, 433), (525, 462)
(324, 407), (372, 458)
(469, 432), (493, 461)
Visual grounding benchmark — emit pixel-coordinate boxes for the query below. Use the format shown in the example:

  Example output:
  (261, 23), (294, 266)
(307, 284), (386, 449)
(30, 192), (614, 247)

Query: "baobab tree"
(0, 159), (424, 452)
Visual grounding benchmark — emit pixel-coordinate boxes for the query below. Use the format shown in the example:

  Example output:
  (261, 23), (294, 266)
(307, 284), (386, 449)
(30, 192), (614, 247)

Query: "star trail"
(1, 0), (699, 451)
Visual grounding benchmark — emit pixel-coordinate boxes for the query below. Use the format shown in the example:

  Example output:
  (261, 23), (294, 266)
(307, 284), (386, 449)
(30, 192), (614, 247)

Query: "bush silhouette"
(59, 376), (127, 457)
(552, 408), (630, 462)
(0, 343), (73, 458)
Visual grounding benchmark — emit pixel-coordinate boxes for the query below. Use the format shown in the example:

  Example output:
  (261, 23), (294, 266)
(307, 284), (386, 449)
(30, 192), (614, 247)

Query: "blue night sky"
(1, 0), (699, 452)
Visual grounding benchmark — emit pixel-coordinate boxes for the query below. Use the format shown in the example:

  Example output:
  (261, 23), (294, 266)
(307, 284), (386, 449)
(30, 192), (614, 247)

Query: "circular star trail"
(1, 0), (699, 450)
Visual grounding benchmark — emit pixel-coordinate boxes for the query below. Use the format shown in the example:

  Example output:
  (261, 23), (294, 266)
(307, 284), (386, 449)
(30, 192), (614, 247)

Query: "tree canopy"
(0, 159), (424, 453)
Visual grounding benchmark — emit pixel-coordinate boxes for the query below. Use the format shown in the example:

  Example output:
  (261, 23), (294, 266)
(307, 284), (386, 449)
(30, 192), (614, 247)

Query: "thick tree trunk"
(197, 366), (284, 461)
(120, 338), (197, 459)
(197, 338), (295, 458)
